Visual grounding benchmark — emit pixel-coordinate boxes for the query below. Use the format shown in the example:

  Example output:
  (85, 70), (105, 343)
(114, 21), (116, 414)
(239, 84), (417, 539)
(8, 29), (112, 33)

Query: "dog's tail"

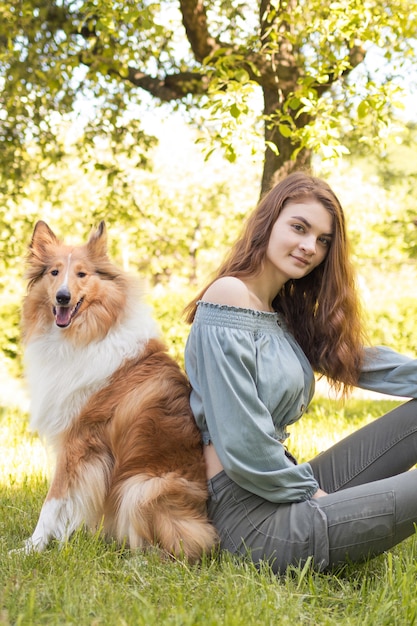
(105, 473), (218, 562)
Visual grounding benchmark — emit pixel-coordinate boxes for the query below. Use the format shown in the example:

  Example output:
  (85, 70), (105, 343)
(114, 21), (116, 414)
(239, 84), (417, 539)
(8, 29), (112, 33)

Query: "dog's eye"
(77, 272), (87, 278)
(51, 269), (59, 276)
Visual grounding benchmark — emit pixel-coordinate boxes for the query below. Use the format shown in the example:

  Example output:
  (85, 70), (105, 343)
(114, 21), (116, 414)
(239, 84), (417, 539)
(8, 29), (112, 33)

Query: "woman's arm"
(358, 346), (417, 398)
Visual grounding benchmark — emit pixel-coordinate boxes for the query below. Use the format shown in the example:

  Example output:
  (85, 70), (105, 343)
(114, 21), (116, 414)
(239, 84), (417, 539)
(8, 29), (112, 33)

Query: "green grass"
(2, 399), (417, 626)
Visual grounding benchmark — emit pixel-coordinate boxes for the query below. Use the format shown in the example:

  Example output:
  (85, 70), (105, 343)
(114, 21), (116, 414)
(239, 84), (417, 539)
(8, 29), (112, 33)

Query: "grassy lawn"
(1, 396), (417, 625)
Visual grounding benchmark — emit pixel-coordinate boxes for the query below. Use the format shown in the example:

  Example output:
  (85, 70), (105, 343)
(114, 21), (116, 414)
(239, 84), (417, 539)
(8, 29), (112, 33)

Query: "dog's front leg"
(23, 497), (80, 553)
(22, 456), (84, 553)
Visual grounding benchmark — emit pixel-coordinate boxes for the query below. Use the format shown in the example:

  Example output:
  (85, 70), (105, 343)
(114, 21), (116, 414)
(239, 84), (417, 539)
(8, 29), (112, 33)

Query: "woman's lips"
(290, 254), (310, 266)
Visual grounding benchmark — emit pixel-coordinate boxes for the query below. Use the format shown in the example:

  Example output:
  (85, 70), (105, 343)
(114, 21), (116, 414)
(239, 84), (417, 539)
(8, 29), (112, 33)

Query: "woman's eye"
(293, 223), (305, 232)
(318, 237), (330, 246)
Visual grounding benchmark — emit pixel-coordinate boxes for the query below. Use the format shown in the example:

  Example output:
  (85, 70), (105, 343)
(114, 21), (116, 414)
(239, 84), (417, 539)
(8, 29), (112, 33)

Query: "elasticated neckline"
(195, 300), (284, 333)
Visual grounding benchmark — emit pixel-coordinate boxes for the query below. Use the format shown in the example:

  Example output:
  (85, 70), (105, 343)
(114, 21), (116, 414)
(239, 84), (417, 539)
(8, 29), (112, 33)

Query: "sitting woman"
(184, 171), (417, 574)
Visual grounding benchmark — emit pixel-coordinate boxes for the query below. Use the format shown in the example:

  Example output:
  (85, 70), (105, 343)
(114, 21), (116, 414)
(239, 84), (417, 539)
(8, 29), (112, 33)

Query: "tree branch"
(179, 0), (221, 62)
(125, 67), (208, 100)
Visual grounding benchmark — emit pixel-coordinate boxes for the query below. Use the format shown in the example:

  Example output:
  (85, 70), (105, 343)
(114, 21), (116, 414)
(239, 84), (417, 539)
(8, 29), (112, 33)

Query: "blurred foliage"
(147, 289), (191, 369)
(0, 299), (21, 377)
(365, 297), (417, 356)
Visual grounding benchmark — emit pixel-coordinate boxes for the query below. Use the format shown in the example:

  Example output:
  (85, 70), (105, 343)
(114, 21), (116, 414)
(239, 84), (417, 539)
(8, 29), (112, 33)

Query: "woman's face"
(265, 197), (333, 284)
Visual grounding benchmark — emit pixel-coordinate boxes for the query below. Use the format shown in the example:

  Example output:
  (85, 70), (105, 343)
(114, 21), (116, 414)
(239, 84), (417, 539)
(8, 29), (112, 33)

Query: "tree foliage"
(1, 0), (416, 196)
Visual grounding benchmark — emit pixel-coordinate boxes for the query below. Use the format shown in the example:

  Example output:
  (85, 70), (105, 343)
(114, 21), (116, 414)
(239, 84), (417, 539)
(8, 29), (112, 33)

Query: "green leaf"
(230, 103), (241, 118)
(357, 100), (369, 118)
(287, 97), (301, 111)
(278, 124), (293, 138)
(265, 141), (279, 155)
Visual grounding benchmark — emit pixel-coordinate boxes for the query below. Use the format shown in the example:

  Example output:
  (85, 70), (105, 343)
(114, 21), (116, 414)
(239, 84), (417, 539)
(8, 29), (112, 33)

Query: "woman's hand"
(312, 488), (328, 499)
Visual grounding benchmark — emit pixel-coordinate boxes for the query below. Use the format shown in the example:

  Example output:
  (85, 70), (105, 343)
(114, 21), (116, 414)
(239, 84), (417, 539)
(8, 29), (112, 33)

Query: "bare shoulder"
(201, 277), (251, 308)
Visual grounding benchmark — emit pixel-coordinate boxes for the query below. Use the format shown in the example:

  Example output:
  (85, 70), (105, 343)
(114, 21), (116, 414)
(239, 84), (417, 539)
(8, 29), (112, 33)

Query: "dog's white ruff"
(25, 297), (159, 443)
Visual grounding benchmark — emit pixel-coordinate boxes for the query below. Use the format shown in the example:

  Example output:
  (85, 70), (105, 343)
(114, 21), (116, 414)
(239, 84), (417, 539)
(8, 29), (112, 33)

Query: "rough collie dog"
(20, 220), (216, 561)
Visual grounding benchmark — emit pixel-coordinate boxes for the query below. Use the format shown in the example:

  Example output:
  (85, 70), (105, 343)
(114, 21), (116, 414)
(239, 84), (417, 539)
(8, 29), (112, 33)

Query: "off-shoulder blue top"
(184, 301), (417, 503)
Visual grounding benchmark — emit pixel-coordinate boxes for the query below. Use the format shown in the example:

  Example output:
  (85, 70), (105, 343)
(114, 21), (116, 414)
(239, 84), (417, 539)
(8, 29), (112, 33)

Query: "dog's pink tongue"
(55, 307), (72, 327)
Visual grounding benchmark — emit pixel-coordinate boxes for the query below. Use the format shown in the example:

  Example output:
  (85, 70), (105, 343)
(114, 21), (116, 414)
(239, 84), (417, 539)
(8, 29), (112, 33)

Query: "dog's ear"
(30, 221), (60, 255)
(87, 221), (107, 258)
(25, 221), (60, 285)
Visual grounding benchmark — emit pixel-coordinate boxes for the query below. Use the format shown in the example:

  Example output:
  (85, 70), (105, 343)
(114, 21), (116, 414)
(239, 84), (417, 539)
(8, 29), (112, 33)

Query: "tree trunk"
(260, 86), (312, 198)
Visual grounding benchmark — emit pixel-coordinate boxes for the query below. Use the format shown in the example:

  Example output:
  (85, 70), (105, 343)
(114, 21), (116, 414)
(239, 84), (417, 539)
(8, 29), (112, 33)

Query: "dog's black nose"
(56, 289), (71, 305)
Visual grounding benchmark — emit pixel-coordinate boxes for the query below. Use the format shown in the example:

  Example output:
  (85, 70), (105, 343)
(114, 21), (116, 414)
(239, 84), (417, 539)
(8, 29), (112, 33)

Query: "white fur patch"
(114, 474), (159, 548)
(61, 253), (72, 290)
(23, 497), (81, 552)
(25, 297), (159, 441)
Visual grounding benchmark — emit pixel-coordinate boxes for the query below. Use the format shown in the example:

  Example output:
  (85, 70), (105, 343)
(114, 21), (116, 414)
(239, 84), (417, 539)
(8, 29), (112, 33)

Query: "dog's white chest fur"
(25, 304), (159, 441)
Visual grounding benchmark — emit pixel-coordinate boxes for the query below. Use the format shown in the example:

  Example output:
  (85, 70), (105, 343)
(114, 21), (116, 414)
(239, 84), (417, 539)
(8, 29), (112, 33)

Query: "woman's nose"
(300, 237), (316, 254)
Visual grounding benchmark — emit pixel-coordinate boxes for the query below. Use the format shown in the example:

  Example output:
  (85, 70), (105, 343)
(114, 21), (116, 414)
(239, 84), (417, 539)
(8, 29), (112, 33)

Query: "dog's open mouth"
(53, 299), (84, 328)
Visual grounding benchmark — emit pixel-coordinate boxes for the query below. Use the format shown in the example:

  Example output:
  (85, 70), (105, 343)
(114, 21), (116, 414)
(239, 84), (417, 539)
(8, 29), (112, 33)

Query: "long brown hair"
(185, 171), (366, 391)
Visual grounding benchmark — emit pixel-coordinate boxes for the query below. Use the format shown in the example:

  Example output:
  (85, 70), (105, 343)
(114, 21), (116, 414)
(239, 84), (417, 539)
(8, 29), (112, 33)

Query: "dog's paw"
(9, 537), (45, 556)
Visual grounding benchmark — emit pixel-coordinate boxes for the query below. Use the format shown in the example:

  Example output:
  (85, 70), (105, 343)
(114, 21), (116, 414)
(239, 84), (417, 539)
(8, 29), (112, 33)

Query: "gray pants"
(207, 400), (417, 573)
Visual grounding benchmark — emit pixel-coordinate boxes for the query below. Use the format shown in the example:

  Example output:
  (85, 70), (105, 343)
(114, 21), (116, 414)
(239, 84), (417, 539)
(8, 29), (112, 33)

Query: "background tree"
(1, 0), (416, 197)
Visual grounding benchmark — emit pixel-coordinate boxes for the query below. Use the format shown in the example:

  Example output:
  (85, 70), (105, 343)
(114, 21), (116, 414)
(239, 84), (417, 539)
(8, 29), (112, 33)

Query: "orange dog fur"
(21, 220), (217, 560)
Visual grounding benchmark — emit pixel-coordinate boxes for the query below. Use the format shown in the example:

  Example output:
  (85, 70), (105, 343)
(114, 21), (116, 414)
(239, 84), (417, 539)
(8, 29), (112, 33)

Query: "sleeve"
(185, 322), (319, 503)
(358, 346), (417, 398)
